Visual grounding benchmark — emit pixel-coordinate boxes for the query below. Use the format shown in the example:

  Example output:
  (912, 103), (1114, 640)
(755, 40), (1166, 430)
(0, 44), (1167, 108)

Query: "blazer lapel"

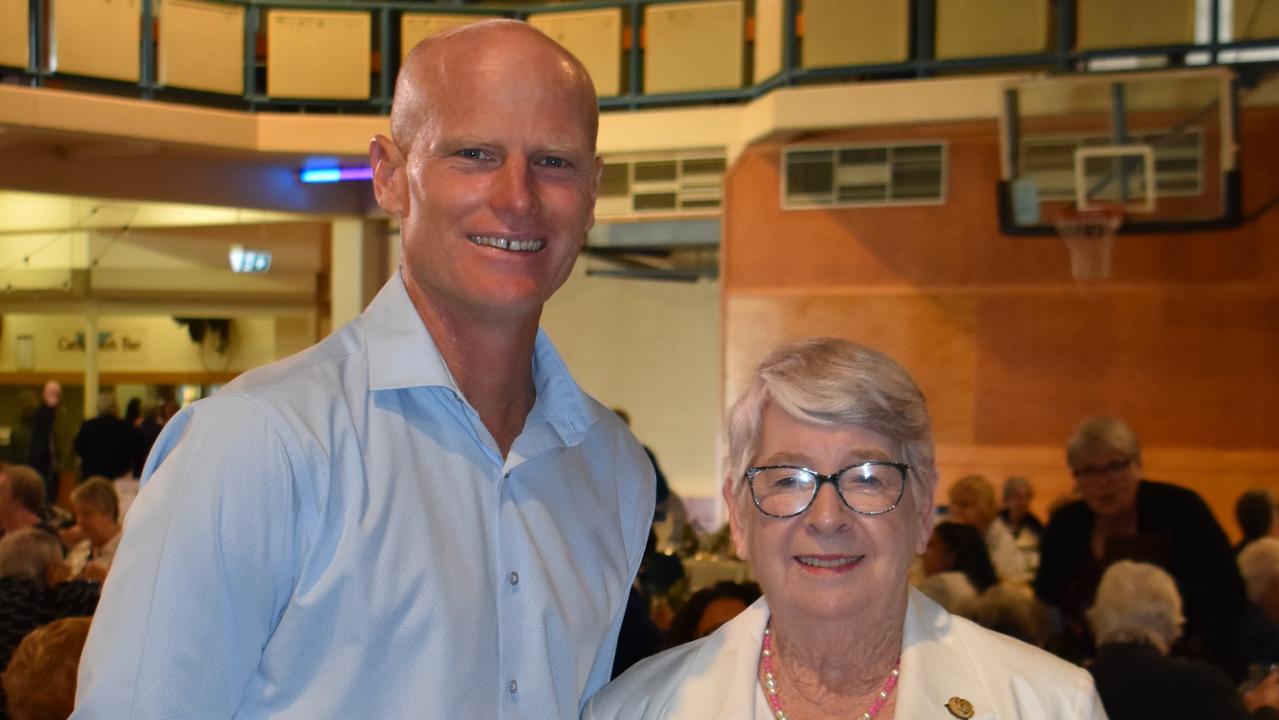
(896, 589), (998, 720)
(670, 598), (770, 719)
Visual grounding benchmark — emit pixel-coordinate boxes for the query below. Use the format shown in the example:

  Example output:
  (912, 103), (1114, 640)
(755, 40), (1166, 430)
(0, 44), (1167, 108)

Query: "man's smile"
(468, 234), (545, 252)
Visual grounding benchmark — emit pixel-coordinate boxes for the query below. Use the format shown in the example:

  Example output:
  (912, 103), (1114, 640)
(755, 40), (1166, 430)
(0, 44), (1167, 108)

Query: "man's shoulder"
(218, 321), (367, 405)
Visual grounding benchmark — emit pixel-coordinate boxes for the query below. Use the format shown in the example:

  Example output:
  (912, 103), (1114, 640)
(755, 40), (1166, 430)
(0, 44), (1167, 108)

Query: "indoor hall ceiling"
(0, 125), (375, 216)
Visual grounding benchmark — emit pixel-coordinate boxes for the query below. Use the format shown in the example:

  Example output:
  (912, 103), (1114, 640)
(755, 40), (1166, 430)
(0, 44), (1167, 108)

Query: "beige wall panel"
(644, 0), (743, 94)
(0, 0), (28, 69)
(723, 293), (978, 446)
(753, 0), (783, 83)
(53, 0), (140, 82)
(803, 0), (908, 69)
(158, 0), (244, 95)
(544, 262), (721, 500)
(400, 13), (497, 60)
(267, 10), (370, 100)
(1235, 0), (1279, 40)
(936, 0), (1049, 59)
(529, 9), (622, 98)
(1076, 0), (1195, 50)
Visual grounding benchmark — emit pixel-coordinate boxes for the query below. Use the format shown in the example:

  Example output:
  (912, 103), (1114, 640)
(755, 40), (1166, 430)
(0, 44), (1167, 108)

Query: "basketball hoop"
(1054, 206), (1124, 282)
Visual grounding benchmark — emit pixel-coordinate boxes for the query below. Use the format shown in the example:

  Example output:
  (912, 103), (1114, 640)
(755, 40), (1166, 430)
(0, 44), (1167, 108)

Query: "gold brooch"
(945, 696), (975, 719)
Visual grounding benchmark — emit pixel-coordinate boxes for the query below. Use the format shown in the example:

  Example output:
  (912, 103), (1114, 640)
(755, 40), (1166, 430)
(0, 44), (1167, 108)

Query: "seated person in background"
(1036, 416), (1243, 664)
(1233, 538), (1279, 680)
(613, 408), (689, 553)
(947, 474), (1029, 584)
(0, 467), (54, 540)
(2, 616), (92, 720)
(1237, 490), (1278, 555)
(586, 338), (1105, 719)
(662, 581), (761, 650)
(966, 583), (1050, 648)
(1000, 476), (1044, 539)
(61, 479), (120, 582)
(1087, 560), (1277, 720)
(916, 521), (998, 613)
(0, 529), (99, 719)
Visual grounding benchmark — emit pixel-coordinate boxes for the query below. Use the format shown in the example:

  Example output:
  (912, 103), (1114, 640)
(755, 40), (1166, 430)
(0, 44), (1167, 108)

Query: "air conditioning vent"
(783, 142), (947, 208)
(597, 151), (726, 218)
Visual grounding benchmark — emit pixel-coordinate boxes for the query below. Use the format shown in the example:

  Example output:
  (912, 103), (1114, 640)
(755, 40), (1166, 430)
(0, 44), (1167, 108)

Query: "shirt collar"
(365, 273), (456, 393)
(363, 273), (605, 448)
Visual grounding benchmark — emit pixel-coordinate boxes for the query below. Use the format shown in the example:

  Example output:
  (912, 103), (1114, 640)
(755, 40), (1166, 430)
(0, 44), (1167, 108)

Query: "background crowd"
(0, 384), (183, 719)
(1, 376), (1278, 718)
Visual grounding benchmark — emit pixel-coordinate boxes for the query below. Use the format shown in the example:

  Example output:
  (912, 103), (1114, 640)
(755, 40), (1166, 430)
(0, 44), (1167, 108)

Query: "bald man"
(74, 21), (654, 718)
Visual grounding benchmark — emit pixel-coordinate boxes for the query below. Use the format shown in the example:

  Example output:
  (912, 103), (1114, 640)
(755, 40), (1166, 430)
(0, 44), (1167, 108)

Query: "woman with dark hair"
(663, 581), (762, 650)
(917, 521), (999, 613)
(1237, 490), (1277, 555)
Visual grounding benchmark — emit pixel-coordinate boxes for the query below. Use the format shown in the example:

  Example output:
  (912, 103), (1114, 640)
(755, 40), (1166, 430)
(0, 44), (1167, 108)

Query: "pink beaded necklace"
(759, 624), (900, 720)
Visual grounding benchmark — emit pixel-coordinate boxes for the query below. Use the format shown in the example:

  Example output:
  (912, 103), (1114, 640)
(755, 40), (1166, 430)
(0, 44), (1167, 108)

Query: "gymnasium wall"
(721, 106), (1279, 538)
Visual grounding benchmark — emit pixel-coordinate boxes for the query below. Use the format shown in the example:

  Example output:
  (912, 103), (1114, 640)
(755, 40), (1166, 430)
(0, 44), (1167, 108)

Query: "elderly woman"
(585, 338), (1104, 719)
(1086, 561), (1277, 720)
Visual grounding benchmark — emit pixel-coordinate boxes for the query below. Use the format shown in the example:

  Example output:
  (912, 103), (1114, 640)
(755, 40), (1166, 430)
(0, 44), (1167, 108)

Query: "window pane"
(634, 161), (677, 182)
(633, 192), (677, 211)
(787, 157), (834, 197)
(600, 164), (629, 197)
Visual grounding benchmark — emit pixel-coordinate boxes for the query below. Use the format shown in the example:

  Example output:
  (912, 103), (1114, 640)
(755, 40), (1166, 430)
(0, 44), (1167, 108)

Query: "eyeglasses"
(744, 461), (910, 519)
(1071, 458), (1134, 482)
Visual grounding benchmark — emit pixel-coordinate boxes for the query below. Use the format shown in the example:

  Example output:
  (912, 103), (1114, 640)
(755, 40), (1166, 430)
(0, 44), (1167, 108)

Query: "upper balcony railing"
(3, 0), (1278, 114)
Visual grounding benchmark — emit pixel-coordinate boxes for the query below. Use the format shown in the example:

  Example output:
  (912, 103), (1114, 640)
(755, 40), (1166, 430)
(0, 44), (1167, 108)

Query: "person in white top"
(63, 477), (121, 582)
(585, 337), (1105, 720)
(948, 474), (1030, 584)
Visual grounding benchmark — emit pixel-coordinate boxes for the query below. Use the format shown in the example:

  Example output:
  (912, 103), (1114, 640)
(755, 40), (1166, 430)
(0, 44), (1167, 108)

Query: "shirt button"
(503, 471), (511, 480)
(509, 679), (518, 695)
(509, 571), (520, 586)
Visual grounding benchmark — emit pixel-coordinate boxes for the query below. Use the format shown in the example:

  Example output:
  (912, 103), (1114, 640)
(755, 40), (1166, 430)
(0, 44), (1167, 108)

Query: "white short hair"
(1238, 537), (1279, 604)
(724, 337), (936, 504)
(1087, 560), (1184, 653)
(1066, 416), (1141, 470)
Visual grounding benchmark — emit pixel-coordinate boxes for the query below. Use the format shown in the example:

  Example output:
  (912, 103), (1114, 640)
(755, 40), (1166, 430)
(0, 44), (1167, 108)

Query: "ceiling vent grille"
(597, 150), (726, 218)
(783, 142), (947, 209)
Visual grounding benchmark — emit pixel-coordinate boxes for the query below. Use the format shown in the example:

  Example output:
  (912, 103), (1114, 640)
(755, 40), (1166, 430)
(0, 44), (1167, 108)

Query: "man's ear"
(370, 135), (408, 215)
(723, 477), (750, 561)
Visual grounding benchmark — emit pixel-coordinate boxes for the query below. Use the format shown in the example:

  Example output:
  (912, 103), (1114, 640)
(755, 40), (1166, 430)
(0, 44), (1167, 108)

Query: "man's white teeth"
(796, 556), (859, 568)
(468, 235), (544, 252)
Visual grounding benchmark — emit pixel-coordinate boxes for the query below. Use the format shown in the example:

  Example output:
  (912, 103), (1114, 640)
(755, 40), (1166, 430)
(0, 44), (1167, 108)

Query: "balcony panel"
(53, 0), (140, 82)
(267, 9), (370, 100)
(529, 8), (623, 98)
(644, 0), (743, 94)
(158, 0), (245, 95)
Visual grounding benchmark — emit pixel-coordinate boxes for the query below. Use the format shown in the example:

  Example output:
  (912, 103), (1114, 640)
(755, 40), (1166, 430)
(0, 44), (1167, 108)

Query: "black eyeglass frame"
(743, 461), (912, 519)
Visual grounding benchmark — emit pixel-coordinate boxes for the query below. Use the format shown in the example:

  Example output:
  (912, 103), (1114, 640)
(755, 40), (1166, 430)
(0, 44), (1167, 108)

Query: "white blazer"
(584, 589), (1106, 720)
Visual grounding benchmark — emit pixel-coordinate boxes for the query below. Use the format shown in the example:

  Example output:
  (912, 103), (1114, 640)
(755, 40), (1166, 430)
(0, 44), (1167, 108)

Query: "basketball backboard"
(998, 67), (1241, 234)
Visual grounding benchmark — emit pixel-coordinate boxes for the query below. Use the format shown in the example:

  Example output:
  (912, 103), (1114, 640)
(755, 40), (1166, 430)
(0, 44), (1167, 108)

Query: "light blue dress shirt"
(73, 275), (655, 719)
